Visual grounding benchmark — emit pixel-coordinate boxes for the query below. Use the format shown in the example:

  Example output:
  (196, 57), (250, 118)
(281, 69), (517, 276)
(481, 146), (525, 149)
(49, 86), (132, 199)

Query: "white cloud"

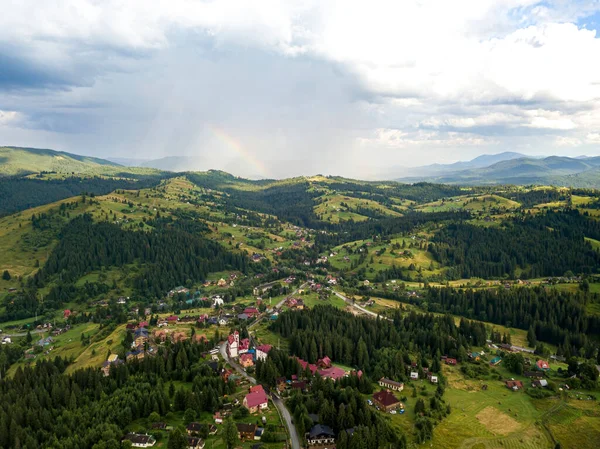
(0, 110), (21, 126)
(2, 1), (600, 176)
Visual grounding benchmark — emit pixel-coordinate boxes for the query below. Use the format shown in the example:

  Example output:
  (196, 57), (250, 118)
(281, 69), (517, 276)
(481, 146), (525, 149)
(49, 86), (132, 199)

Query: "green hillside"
(0, 146), (162, 177)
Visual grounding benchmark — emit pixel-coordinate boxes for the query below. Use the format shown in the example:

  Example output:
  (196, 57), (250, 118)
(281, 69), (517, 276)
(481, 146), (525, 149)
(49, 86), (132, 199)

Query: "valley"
(0, 148), (599, 449)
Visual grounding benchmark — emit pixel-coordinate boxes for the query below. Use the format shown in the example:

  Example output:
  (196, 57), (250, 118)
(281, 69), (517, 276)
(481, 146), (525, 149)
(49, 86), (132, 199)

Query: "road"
(271, 393), (301, 449)
(3, 328), (45, 337)
(333, 290), (392, 320)
(219, 340), (300, 449)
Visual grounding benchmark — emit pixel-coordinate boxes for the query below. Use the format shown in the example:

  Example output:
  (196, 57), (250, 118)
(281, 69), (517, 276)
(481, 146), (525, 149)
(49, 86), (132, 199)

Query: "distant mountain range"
(396, 152), (600, 187)
(4, 146), (600, 188)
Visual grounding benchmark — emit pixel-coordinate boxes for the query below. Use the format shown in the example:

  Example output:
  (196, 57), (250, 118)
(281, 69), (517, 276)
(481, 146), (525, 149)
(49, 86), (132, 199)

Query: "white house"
(227, 331), (239, 358)
(255, 344), (273, 362)
(410, 372), (419, 380)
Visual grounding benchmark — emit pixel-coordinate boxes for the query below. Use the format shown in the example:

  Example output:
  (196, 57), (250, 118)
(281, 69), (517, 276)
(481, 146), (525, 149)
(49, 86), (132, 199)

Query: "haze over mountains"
(396, 151), (600, 187)
(4, 146), (600, 188)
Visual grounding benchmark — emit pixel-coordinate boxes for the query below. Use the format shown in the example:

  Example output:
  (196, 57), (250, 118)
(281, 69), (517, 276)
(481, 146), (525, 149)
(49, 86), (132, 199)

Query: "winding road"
(219, 340), (300, 449)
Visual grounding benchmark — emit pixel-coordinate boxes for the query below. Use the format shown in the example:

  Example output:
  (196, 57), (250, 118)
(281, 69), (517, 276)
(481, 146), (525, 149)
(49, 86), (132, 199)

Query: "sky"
(1, 0), (600, 179)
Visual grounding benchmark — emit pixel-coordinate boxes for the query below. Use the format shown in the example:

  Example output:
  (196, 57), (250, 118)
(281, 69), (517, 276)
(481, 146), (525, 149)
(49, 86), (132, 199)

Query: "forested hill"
(0, 146), (122, 176)
(0, 176), (167, 217)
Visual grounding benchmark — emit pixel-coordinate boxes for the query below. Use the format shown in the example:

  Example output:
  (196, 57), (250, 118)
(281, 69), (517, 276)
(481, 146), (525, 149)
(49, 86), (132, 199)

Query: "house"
(151, 422), (167, 430)
(318, 366), (347, 381)
(306, 425), (335, 449)
(276, 377), (287, 392)
(63, 309), (72, 319)
(169, 331), (186, 343)
(524, 371), (543, 379)
(167, 315), (179, 324)
(213, 296), (224, 307)
(187, 422), (204, 436)
(134, 328), (149, 347)
(297, 358), (318, 375)
(378, 377), (404, 392)
(429, 375), (438, 384)
(227, 331), (240, 358)
(243, 389), (269, 413)
(187, 437), (205, 449)
(250, 384), (265, 394)
(1, 336), (12, 345)
(237, 423), (258, 440)
(536, 359), (550, 371)
(240, 353), (254, 368)
(123, 433), (156, 448)
(445, 358), (458, 366)
(490, 356), (502, 366)
(243, 307), (260, 317)
(470, 352), (481, 361)
(213, 412), (223, 424)
(317, 356), (332, 368)
(238, 313), (249, 321)
(373, 390), (402, 412)
(505, 380), (524, 391)
(533, 379), (549, 388)
(217, 278), (228, 287)
(255, 344), (272, 362)
(410, 371), (419, 380)
(239, 338), (250, 354)
(291, 381), (308, 391)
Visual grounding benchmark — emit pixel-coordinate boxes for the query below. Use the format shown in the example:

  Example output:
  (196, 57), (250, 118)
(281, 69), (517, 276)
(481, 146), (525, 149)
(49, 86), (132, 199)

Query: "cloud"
(0, 110), (21, 126)
(1, 1), (600, 177)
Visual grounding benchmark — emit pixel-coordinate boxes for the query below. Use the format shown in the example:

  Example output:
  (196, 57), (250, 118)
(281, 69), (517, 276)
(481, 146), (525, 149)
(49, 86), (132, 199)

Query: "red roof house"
(536, 359), (550, 371)
(318, 366), (346, 381)
(256, 344), (272, 362)
(318, 356), (332, 368)
(243, 307), (259, 317)
(240, 353), (254, 368)
(243, 389), (268, 413)
(297, 358), (318, 375)
(63, 310), (72, 319)
(373, 390), (402, 411)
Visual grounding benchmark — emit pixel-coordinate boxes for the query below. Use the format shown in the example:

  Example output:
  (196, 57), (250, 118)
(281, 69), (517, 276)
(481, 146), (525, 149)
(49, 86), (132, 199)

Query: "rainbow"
(208, 124), (270, 178)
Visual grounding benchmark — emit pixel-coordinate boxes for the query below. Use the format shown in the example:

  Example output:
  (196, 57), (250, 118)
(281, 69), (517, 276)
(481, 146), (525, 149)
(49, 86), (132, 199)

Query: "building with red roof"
(297, 358), (318, 375)
(373, 390), (402, 412)
(227, 331), (240, 358)
(318, 366), (347, 381)
(240, 353), (254, 368)
(317, 356), (332, 368)
(243, 307), (260, 317)
(239, 338), (250, 354)
(536, 359), (550, 371)
(256, 344), (272, 362)
(243, 389), (268, 413)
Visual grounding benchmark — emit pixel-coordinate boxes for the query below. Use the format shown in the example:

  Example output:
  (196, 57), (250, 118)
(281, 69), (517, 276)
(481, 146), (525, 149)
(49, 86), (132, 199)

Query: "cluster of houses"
(226, 330), (273, 373)
(295, 356), (352, 382)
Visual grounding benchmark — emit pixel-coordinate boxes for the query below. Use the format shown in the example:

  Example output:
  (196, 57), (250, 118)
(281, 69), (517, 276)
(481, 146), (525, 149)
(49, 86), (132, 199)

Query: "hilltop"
(0, 146), (164, 178)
